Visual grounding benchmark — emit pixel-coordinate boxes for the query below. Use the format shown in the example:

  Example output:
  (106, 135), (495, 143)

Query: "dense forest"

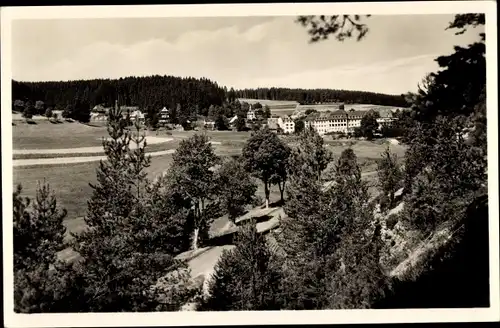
(232, 87), (409, 107)
(12, 75), (227, 118)
(12, 76), (408, 122)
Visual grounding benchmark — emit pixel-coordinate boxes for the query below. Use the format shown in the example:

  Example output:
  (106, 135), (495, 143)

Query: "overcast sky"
(12, 15), (484, 95)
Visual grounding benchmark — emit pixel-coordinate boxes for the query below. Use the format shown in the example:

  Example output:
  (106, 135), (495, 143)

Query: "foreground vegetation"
(13, 14), (488, 312)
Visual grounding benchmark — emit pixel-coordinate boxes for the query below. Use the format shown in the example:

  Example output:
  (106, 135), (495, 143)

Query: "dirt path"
(13, 136), (174, 155)
(13, 149), (175, 167)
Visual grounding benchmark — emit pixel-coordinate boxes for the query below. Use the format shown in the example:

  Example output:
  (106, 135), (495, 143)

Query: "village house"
(277, 115), (295, 134)
(129, 109), (145, 124)
(304, 109), (361, 135)
(203, 117), (216, 130)
(158, 107), (170, 125)
(90, 102), (143, 123)
(375, 108), (397, 128)
(246, 105), (257, 121)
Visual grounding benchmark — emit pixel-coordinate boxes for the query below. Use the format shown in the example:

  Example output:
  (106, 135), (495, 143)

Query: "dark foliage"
(200, 221), (282, 311)
(375, 193), (489, 308)
(13, 75), (226, 121)
(234, 87), (408, 107)
(296, 15), (371, 42)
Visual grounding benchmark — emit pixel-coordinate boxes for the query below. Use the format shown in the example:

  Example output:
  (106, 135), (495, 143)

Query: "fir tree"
(377, 146), (402, 209)
(201, 221), (282, 311)
(71, 108), (194, 311)
(13, 182), (78, 313)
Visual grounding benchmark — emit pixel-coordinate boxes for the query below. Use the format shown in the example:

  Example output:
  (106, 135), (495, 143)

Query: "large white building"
(304, 108), (397, 135)
(277, 116), (295, 134)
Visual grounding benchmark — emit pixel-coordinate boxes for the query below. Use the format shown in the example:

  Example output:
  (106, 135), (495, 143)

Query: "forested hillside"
(232, 87), (409, 107)
(12, 75), (227, 117)
(12, 77), (408, 120)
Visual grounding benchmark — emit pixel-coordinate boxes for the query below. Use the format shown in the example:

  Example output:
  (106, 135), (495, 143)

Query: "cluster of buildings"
(267, 105), (398, 136)
(90, 101), (399, 136)
(91, 101), (145, 123)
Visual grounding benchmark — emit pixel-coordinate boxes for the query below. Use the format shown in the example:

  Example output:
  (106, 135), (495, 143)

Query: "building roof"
(280, 115), (294, 122)
(229, 115), (238, 124)
(304, 109), (370, 122)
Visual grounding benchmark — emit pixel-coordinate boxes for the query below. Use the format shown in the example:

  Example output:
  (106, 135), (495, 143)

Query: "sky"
(11, 14), (484, 95)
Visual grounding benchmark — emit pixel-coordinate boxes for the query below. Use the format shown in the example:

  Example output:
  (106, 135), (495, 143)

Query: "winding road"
(13, 149), (176, 167)
(13, 138), (222, 167)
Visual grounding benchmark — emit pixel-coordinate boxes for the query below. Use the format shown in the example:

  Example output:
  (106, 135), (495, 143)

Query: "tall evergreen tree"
(200, 221), (282, 311)
(13, 182), (77, 313)
(377, 146), (402, 209)
(295, 127), (333, 181)
(71, 108), (194, 311)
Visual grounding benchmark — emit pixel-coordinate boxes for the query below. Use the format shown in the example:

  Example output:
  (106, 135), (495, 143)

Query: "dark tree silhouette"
(296, 15), (371, 42)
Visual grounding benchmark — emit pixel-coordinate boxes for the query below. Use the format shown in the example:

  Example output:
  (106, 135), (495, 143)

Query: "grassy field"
(12, 120), (180, 150)
(12, 123), (406, 239)
(237, 98), (299, 107)
(12, 121), (113, 149)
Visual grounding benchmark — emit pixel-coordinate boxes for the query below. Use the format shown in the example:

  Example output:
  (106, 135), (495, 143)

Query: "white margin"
(1, 2), (499, 327)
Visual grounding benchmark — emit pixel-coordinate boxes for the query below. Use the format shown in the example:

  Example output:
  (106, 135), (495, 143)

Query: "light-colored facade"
(375, 108), (397, 128)
(247, 109), (256, 121)
(129, 110), (145, 123)
(267, 117), (280, 131)
(159, 107), (170, 125)
(304, 109), (386, 135)
(277, 116), (295, 134)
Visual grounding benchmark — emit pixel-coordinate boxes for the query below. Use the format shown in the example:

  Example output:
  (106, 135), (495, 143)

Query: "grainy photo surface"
(1, 2), (499, 327)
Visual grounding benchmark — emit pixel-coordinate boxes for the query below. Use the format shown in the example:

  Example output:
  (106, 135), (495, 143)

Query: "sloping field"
(13, 136), (174, 155)
(237, 98), (299, 107)
(13, 120), (117, 149)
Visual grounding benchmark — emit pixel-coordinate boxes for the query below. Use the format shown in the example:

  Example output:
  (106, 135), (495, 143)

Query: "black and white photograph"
(1, 2), (499, 326)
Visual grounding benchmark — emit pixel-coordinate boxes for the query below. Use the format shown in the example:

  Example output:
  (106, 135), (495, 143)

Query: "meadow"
(12, 120), (406, 239)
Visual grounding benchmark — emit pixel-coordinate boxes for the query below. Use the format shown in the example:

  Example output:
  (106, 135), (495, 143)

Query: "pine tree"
(325, 150), (388, 309)
(14, 182), (67, 272)
(277, 151), (338, 309)
(71, 108), (195, 311)
(295, 127), (333, 181)
(201, 221), (282, 311)
(13, 182), (77, 313)
(377, 146), (402, 210)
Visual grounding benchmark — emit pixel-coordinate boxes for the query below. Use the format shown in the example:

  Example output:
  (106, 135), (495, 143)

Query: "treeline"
(12, 75), (227, 117)
(12, 78), (409, 123)
(233, 87), (409, 107)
